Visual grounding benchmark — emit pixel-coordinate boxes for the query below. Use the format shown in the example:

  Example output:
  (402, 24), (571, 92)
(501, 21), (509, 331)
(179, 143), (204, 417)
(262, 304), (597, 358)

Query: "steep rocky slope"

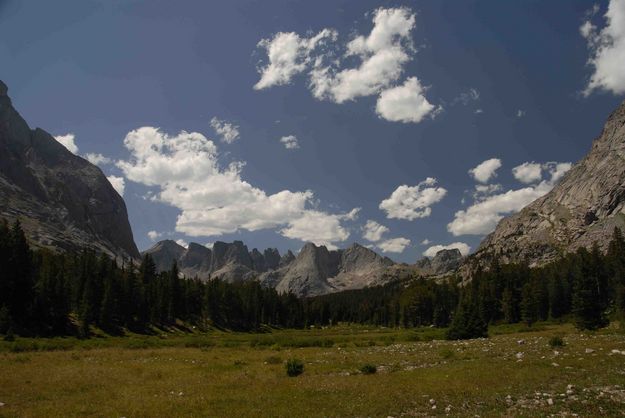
(142, 240), (285, 283)
(259, 243), (395, 297)
(472, 99), (625, 268)
(0, 80), (139, 260)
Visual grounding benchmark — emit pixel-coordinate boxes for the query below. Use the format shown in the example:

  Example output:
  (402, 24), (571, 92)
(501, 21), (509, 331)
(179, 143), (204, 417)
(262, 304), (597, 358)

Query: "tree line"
(1, 218), (624, 339)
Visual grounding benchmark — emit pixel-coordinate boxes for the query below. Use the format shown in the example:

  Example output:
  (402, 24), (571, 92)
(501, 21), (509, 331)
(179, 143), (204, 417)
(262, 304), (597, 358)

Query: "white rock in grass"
(547, 398), (554, 406)
(585, 348), (594, 354)
(429, 398), (436, 405)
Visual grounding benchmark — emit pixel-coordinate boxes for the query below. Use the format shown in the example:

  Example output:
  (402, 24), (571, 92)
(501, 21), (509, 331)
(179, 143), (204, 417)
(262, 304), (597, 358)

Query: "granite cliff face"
(259, 243), (396, 297)
(415, 249), (463, 276)
(0, 80), (139, 260)
(143, 240), (283, 283)
(472, 100), (625, 268)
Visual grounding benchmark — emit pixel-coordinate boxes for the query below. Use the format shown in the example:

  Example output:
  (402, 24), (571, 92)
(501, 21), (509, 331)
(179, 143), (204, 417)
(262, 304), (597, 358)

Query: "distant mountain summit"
(472, 99), (625, 268)
(144, 239), (462, 297)
(0, 80), (139, 259)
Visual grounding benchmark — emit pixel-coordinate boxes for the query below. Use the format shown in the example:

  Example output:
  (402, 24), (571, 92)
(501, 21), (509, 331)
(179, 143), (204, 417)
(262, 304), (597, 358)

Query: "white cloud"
(375, 77), (438, 123)
(421, 238), (431, 245)
(473, 184), (503, 201)
(451, 88), (480, 106)
(448, 162), (572, 236)
(106, 175), (125, 196)
(84, 153), (112, 166)
(280, 135), (300, 149)
(254, 7), (438, 124)
(377, 237), (410, 253)
(516, 109), (526, 118)
(117, 127), (356, 248)
(423, 242), (470, 257)
(469, 158), (502, 183)
(362, 220), (389, 242)
(380, 177), (447, 220)
(210, 117), (240, 144)
(311, 7), (416, 103)
(475, 108), (484, 114)
(254, 29), (337, 90)
(512, 162), (543, 184)
(582, 0), (625, 96)
(147, 230), (162, 241)
(54, 134), (79, 154)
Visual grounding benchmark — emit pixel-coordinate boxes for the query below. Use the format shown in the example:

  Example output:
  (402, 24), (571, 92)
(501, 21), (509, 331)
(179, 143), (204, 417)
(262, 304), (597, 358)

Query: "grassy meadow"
(1, 323), (625, 417)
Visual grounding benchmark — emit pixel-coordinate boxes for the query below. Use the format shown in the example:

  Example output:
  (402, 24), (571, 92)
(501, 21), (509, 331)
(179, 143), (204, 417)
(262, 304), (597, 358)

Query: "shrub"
(285, 358), (304, 377)
(439, 348), (455, 359)
(360, 364), (377, 374)
(548, 336), (565, 348)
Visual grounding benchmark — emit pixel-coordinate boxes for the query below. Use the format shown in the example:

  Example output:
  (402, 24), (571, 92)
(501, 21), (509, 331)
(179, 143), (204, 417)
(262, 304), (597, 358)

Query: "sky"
(1, 0), (625, 262)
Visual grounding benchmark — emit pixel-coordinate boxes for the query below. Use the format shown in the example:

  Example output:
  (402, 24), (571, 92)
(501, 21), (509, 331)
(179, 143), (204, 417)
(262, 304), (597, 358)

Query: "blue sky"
(2, 0), (624, 262)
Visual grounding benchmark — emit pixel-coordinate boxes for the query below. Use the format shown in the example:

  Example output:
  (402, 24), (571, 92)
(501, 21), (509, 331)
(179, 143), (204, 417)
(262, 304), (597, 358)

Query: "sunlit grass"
(0, 322), (624, 417)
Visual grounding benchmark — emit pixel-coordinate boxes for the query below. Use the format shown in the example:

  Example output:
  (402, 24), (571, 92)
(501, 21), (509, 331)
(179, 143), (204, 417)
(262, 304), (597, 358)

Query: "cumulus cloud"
(84, 153), (112, 166)
(421, 238), (431, 245)
(54, 134), (79, 154)
(469, 158), (502, 183)
(375, 77), (438, 123)
(362, 220), (389, 242)
(210, 117), (240, 144)
(117, 127), (356, 248)
(516, 110), (526, 118)
(423, 242), (470, 257)
(451, 88), (480, 106)
(310, 7), (416, 103)
(147, 230), (162, 241)
(448, 162), (572, 236)
(377, 237), (411, 253)
(254, 7), (439, 124)
(581, 0), (625, 96)
(473, 184), (503, 201)
(254, 29), (337, 90)
(106, 175), (125, 196)
(280, 135), (300, 149)
(512, 162), (543, 184)
(380, 177), (447, 220)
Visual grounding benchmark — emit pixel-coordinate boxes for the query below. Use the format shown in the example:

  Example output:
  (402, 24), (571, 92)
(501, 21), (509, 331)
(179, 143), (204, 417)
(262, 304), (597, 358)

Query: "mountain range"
(142, 239), (463, 297)
(3, 77), (625, 296)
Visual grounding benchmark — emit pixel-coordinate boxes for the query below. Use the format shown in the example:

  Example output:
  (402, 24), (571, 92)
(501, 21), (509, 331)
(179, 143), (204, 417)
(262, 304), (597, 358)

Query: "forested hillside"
(1, 218), (624, 339)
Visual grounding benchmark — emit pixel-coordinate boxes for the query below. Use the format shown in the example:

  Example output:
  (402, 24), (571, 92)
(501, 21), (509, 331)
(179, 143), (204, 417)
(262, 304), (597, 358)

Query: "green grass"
(1, 322), (624, 417)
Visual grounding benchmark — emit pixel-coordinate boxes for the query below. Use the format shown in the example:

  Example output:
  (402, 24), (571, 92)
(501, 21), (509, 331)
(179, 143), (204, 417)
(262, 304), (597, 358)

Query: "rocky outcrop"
(0, 80), (139, 260)
(142, 240), (290, 283)
(471, 100), (625, 268)
(259, 243), (395, 297)
(414, 249), (463, 276)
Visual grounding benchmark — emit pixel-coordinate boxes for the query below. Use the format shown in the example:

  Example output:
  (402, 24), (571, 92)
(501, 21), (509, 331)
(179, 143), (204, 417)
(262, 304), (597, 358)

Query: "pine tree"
(446, 295), (488, 340)
(571, 256), (608, 330)
(520, 282), (539, 327)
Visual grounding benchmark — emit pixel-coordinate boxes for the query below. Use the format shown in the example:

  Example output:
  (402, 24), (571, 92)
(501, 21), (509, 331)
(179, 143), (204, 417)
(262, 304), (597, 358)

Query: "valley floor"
(1, 323), (625, 417)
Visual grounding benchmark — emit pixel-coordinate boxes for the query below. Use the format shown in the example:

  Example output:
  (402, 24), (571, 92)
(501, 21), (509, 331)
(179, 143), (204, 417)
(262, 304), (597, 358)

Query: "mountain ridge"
(0, 80), (139, 260)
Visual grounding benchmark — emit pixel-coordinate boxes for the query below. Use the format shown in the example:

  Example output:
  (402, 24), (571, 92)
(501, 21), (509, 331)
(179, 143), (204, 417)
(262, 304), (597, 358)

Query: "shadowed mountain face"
(472, 100), (625, 268)
(0, 80), (139, 260)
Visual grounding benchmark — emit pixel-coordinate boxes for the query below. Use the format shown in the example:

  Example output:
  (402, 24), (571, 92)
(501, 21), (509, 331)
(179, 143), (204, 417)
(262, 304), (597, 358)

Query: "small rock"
(432, 405), (437, 410)
(585, 348), (595, 354)
(430, 398), (436, 405)
(0, 402), (4, 407)
(547, 398), (554, 405)
(516, 352), (524, 359)
(445, 405), (452, 413)
(551, 362), (559, 367)
(517, 339), (526, 345)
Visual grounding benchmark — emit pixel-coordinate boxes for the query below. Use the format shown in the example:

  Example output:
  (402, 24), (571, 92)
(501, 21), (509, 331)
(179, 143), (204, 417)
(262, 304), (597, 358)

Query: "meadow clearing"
(0, 323), (624, 417)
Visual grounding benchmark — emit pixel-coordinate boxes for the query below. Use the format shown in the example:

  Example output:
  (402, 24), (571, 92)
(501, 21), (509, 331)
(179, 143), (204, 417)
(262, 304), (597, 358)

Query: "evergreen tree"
(446, 295), (488, 340)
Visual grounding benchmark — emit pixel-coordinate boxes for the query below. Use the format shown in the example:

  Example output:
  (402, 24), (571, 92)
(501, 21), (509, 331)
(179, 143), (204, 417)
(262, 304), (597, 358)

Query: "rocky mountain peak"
(0, 80), (139, 260)
(470, 99), (625, 269)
